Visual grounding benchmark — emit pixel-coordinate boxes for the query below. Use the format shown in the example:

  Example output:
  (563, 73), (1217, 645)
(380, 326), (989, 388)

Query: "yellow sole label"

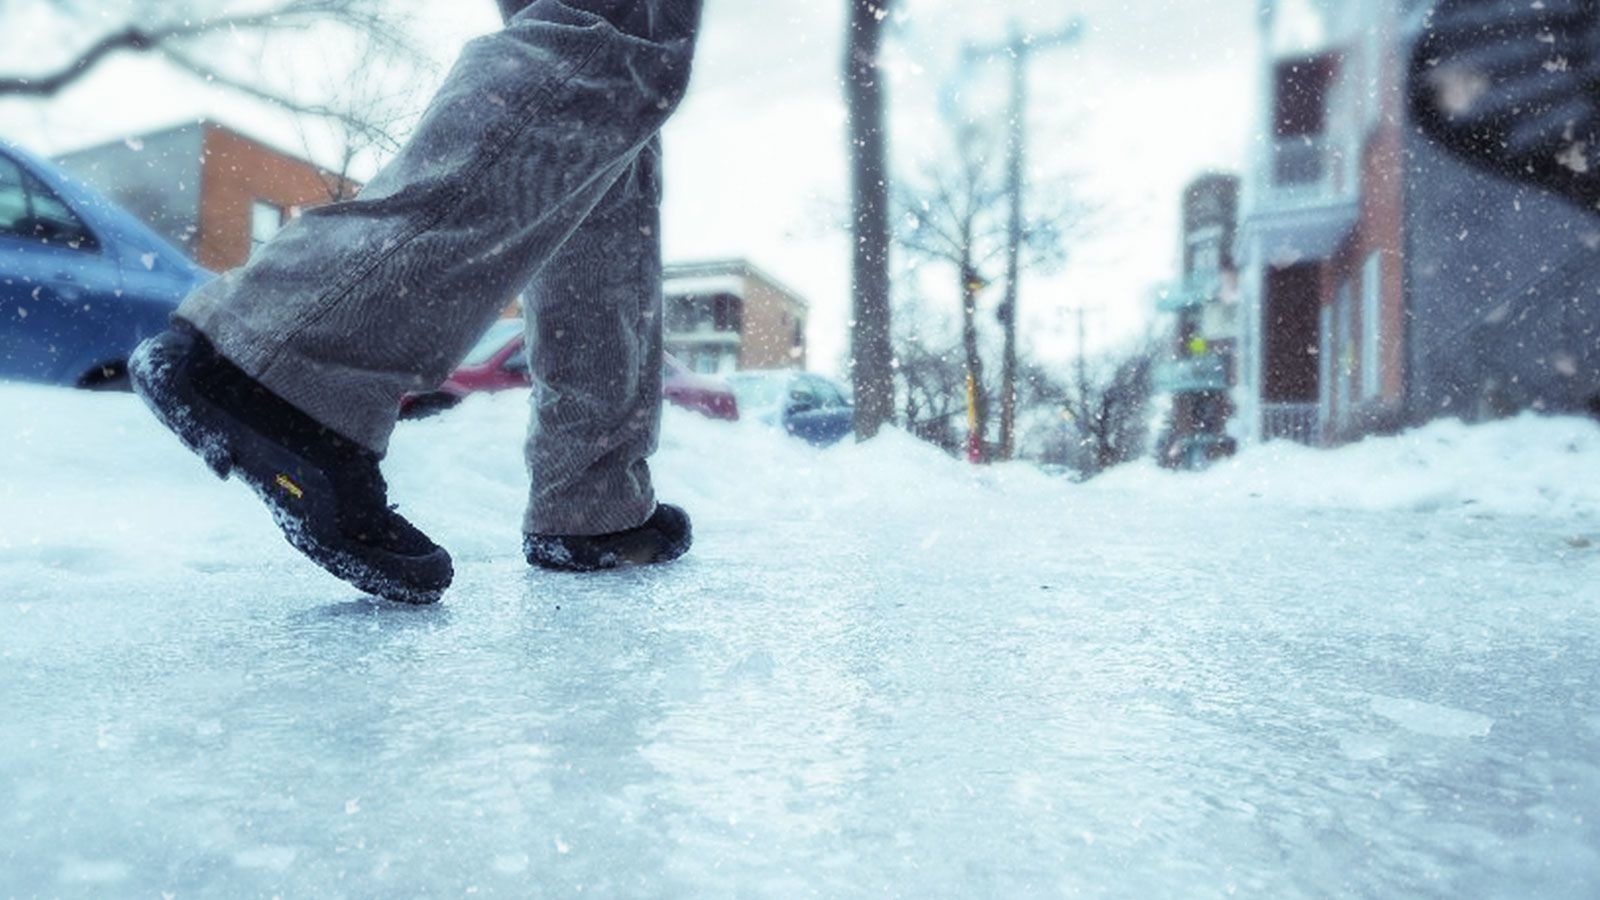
(275, 474), (305, 500)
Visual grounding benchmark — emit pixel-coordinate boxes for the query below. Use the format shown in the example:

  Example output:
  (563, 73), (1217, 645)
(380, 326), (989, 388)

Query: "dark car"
(725, 370), (854, 447)
(0, 141), (210, 388)
(399, 319), (739, 421)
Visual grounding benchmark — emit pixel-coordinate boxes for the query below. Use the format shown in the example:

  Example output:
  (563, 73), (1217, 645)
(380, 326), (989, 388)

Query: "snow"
(3, 382), (1600, 897)
(1096, 413), (1600, 519)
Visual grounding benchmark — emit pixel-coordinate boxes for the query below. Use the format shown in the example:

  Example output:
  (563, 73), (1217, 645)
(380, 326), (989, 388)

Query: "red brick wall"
(195, 125), (358, 272)
(737, 274), (807, 370)
(1323, 29), (1407, 431)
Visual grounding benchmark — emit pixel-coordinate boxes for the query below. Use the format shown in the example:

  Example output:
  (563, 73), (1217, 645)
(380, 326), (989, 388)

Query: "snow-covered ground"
(3, 382), (1599, 898)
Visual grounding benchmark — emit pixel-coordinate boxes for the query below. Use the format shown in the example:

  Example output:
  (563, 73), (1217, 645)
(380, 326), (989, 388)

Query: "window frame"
(1335, 279), (1354, 419)
(250, 200), (285, 254)
(1361, 251), (1382, 401)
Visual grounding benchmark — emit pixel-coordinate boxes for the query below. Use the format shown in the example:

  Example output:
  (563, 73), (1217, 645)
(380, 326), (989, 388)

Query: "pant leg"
(522, 138), (664, 536)
(177, 0), (703, 455)
(501, 0), (670, 535)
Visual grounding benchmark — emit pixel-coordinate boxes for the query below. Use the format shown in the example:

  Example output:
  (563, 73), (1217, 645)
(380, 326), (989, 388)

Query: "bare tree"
(0, 0), (423, 144)
(896, 119), (1078, 461)
(288, 30), (434, 202)
(890, 291), (966, 454)
(1021, 341), (1156, 478)
(845, 0), (897, 441)
(897, 340), (967, 454)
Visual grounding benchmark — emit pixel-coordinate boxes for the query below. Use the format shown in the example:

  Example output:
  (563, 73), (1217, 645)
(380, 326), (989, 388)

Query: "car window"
(0, 156), (28, 238)
(788, 378), (820, 408)
(462, 319), (523, 366)
(727, 374), (788, 412)
(804, 375), (847, 409)
(501, 341), (529, 372)
(0, 157), (97, 252)
(24, 173), (98, 251)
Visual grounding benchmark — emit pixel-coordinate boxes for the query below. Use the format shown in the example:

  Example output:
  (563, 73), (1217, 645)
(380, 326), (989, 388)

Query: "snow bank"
(1096, 413), (1600, 520)
(2, 381), (1597, 585)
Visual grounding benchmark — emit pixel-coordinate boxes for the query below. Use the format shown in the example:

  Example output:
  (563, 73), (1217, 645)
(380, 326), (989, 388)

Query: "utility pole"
(971, 18), (1084, 461)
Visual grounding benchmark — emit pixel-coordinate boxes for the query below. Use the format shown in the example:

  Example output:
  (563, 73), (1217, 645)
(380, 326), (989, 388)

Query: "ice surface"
(2, 383), (1599, 897)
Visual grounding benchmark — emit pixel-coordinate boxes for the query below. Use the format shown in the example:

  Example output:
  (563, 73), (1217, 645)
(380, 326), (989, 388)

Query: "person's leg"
(522, 137), (666, 537)
(498, 0), (671, 542)
(132, 0), (703, 601)
(177, 0), (702, 456)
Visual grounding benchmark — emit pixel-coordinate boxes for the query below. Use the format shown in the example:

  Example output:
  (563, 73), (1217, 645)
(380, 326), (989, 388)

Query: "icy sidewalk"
(2, 384), (1599, 898)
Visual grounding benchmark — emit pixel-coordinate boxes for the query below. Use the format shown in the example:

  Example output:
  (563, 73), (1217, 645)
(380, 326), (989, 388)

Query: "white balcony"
(1241, 134), (1360, 261)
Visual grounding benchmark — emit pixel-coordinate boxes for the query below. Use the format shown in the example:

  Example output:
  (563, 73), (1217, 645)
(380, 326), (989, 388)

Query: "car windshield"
(461, 319), (522, 366)
(726, 373), (790, 412)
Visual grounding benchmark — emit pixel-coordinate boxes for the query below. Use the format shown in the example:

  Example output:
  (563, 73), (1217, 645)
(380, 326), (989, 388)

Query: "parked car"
(0, 141), (210, 388)
(399, 319), (739, 421)
(724, 370), (855, 447)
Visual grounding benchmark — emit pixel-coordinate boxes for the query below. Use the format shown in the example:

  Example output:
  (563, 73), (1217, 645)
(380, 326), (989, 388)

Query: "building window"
(1336, 279), (1354, 418)
(1319, 301), (1333, 418)
(667, 292), (742, 335)
(1186, 226), (1224, 281)
(250, 201), (284, 253)
(712, 294), (742, 334)
(1361, 251), (1382, 400)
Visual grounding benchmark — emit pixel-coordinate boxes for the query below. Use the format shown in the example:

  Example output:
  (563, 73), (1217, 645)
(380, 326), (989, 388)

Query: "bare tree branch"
(0, 0), (422, 109)
(0, 3), (339, 97)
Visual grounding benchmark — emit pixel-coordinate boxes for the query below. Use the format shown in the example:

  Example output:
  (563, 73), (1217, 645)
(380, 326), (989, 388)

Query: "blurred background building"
(663, 259), (809, 374)
(1154, 172), (1240, 468)
(1236, 0), (1600, 447)
(56, 121), (358, 272)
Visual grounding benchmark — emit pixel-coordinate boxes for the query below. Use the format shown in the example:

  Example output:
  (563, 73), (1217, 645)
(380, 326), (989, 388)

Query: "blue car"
(0, 141), (209, 388)
(725, 370), (855, 447)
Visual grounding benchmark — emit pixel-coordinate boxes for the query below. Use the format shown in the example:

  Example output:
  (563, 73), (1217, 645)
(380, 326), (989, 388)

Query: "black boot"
(129, 322), (453, 604)
(524, 504), (692, 572)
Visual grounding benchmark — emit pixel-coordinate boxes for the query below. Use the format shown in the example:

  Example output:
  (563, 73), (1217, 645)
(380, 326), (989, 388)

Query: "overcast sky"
(0, 0), (1260, 375)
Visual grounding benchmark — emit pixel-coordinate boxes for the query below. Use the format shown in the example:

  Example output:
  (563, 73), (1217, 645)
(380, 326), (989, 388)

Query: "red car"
(399, 319), (738, 421)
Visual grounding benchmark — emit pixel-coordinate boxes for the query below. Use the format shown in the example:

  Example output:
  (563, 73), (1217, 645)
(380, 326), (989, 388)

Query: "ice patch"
(1337, 732), (1391, 761)
(57, 858), (129, 884)
(232, 845), (298, 871)
(493, 853), (530, 875)
(1370, 695), (1494, 739)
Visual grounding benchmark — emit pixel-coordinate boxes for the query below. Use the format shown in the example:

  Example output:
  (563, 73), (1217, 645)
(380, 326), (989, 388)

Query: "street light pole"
(987, 18), (1083, 461)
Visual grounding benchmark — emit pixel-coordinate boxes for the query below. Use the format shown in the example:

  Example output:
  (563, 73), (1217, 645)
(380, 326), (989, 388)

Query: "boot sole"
(525, 515), (692, 573)
(129, 335), (448, 605)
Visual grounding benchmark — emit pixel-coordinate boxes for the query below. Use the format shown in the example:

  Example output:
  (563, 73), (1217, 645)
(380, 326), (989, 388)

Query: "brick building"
(56, 121), (358, 272)
(663, 259), (808, 374)
(1236, 0), (1600, 446)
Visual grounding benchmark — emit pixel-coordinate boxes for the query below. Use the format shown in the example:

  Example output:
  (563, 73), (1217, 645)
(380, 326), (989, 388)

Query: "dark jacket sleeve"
(1409, 0), (1600, 212)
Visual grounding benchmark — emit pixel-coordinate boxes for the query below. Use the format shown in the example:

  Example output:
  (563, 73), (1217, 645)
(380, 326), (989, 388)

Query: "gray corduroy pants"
(177, 0), (702, 537)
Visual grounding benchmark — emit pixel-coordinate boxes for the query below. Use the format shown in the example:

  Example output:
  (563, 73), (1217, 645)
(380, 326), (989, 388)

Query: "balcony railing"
(1155, 355), (1229, 394)
(1261, 402), (1320, 445)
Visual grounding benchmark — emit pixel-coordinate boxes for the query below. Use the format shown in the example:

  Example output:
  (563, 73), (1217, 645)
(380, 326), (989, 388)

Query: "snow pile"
(1097, 413), (1600, 520)
(3, 382), (1598, 584)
